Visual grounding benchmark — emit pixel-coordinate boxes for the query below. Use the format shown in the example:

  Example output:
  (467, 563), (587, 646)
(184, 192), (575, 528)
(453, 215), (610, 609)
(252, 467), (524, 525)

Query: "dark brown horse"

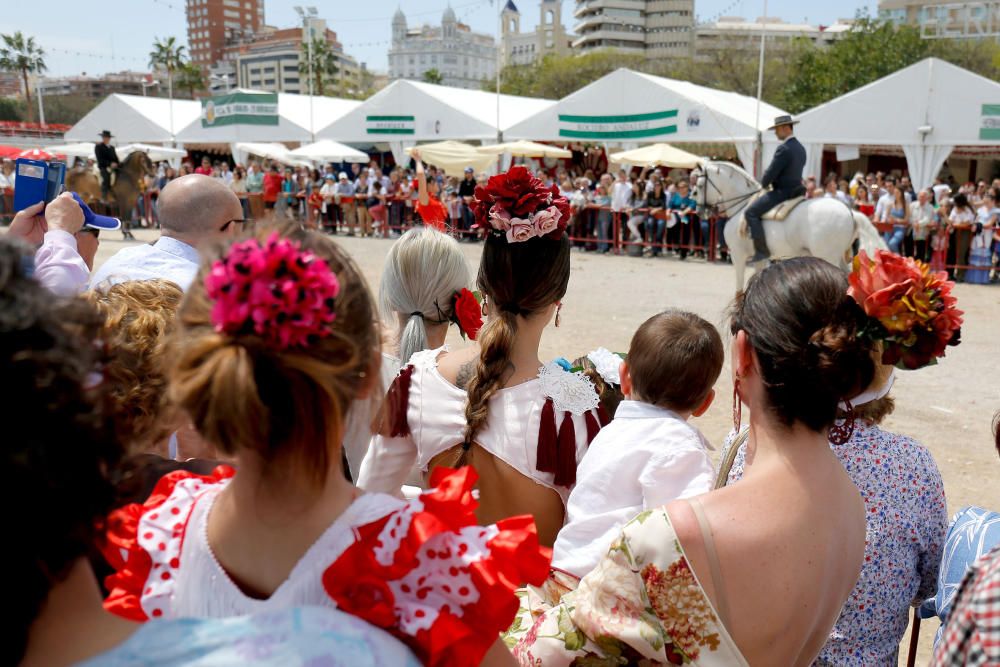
(66, 151), (155, 238)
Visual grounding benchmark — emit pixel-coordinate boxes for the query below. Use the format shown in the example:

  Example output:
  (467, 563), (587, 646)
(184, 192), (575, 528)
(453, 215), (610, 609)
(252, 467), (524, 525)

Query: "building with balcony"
(35, 71), (155, 99)
(500, 0), (573, 66)
(186, 0), (265, 72)
(221, 19), (361, 96)
(879, 0), (1000, 39)
(695, 16), (854, 61)
(388, 6), (497, 89)
(573, 0), (695, 59)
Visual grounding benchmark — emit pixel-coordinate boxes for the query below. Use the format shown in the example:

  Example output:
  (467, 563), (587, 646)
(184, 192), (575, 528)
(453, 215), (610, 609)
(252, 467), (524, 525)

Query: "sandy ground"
(91, 227), (1000, 664)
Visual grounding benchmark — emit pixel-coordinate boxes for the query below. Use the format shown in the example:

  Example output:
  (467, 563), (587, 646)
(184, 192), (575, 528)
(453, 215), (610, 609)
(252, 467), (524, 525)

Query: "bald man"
(89, 174), (244, 291)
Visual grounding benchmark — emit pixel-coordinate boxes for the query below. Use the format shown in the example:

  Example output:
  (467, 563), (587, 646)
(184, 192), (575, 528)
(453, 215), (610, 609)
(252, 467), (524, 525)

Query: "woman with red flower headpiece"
(341, 227), (475, 480)
(358, 166), (607, 549)
(411, 149), (449, 231)
(99, 222), (550, 667)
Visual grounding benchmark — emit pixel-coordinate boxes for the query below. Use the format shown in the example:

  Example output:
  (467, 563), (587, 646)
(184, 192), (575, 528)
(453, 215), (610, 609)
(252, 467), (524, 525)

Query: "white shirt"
(552, 400), (714, 578)
(874, 192), (896, 222)
(88, 236), (201, 291)
(932, 183), (951, 204)
(610, 180), (632, 212)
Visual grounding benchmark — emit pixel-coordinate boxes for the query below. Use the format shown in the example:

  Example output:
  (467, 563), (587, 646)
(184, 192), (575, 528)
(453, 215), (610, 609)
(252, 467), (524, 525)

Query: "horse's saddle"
(762, 195), (805, 221)
(739, 195), (806, 237)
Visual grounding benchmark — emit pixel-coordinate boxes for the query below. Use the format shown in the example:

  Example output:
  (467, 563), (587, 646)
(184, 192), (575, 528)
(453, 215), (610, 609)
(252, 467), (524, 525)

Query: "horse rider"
(744, 114), (807, 264)
(95, 130), (119, 204)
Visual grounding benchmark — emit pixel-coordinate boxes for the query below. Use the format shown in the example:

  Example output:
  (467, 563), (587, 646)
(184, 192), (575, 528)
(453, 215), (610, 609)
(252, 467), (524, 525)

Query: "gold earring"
(555, 302), (562, 328)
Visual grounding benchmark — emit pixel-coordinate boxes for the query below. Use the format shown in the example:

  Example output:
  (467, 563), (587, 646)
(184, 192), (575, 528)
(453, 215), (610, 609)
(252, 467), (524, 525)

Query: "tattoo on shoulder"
(455, 361), (476, 389)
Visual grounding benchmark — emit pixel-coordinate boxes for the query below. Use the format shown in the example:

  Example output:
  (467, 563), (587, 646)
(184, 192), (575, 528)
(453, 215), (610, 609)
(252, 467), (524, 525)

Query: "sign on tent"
(201, 91), (279, 128)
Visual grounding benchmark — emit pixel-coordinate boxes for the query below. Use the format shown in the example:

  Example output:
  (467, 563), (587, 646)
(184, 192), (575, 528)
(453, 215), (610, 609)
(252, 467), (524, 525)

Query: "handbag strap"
(714, 427), (749, 490)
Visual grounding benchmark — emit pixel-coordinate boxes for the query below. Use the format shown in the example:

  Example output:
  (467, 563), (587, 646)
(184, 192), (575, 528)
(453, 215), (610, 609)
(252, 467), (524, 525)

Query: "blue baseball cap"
(71, 192), (121, 231)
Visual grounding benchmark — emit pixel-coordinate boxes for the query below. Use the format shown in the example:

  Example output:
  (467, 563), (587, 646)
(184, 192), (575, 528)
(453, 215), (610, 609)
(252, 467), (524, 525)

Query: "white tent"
(45, 142), (101, 159)
(504, 68), (788, 171)
(779, 58), (1000, 188)
(234, 142), (313, 168)
(406, 141), (496, 177)
(290, 139), (369, 163)
(119, 143), (188, 161)
(64, 94), (200, 144)
(176, 90), (360, 145)
(609, 143), (703, 169)
(318, 79), (555, 165)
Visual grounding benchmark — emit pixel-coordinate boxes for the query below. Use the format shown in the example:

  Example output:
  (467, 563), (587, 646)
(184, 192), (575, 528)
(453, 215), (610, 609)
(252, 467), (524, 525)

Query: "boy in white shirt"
(552, 309), (723, 579)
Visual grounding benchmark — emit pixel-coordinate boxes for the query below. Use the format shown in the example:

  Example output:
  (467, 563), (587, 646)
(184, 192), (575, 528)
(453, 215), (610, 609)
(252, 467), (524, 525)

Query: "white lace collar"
(538, 362), (600, 415)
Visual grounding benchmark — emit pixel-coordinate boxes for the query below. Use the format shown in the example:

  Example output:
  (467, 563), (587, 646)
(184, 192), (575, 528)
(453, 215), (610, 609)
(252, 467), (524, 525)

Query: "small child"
(552, 309), (724, 578)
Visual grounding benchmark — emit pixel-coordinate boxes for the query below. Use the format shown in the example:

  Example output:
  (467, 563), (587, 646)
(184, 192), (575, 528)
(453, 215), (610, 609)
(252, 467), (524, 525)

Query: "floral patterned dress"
(504, 508), (748, 666)
(725, 421), (946, 666)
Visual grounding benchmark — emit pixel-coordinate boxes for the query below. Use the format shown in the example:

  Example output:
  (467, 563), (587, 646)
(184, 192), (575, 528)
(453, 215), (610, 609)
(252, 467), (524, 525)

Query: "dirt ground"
(93, 228), (1000, 665)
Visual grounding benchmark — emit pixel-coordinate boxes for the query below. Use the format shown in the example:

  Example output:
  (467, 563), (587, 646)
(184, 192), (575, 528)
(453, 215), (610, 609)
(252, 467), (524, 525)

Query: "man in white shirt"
(89, 174), (244, 291)
(909, 188), (937, 261)
(610, 169), (633, 214)
(874, 177), (898, 222)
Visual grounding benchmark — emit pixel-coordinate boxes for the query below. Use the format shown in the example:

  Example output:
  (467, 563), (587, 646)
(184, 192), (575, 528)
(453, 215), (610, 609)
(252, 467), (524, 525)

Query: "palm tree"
(298, 38), (339, 96)
(149, 37), (186, 139)
(0, 31), (47, 122)
(176, 61), (206, 98)
(149, 37), (186, 98)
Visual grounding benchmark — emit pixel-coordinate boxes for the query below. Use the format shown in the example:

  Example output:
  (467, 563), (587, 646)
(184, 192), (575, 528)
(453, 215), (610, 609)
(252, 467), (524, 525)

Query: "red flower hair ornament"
(204, 232), (341, 350)
(848, 250), (963, 370)
(471, 165), (570, 243)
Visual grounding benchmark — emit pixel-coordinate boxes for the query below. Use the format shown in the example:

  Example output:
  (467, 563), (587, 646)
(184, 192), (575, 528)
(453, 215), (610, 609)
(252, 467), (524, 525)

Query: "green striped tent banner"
(367, 115), (415, 135)
(557, 110), (678, 140)
(981, 104), (1000, 140)
(201, 91), (278, 127)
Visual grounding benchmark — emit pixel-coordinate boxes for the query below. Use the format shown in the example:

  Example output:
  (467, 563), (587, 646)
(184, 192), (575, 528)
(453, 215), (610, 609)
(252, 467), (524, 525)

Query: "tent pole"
(496, 2), (502, 144)
(754, 0), (768, 178)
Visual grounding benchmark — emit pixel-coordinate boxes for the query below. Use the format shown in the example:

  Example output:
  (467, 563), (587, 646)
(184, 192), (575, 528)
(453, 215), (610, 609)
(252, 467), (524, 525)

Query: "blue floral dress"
(725, 421), (947, 666)
(77, 606), (421, 666)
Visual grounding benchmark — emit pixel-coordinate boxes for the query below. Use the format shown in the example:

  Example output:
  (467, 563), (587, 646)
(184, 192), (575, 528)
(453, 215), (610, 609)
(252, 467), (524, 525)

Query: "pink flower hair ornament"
(204, 232), (341, 350)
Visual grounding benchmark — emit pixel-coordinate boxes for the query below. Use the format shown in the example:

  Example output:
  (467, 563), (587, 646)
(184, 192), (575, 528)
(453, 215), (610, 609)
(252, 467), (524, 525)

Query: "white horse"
(693, 160), (886, 290)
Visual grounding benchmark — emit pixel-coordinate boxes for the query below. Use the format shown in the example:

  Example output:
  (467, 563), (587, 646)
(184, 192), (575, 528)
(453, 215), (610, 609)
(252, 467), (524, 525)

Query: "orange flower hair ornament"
(847, 250), (963, 370)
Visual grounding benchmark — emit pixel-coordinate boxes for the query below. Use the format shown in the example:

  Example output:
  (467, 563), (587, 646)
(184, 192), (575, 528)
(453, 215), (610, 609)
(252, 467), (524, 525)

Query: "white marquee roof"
(504, 68), (787, 145)
(318, 79), (555, 142)
(65, 94), (200, 143)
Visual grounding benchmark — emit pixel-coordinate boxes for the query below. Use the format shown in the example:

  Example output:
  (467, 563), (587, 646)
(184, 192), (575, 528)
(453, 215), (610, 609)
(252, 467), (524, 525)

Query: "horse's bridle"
(697, 161), (762, 218)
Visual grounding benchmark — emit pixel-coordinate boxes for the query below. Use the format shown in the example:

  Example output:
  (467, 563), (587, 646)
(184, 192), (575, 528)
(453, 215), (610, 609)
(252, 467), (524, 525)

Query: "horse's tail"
(852, 210), (888, 256)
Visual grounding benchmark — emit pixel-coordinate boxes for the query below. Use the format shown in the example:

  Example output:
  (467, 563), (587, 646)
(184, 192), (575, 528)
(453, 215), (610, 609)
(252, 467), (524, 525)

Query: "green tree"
(489, 50), (646, 99)
(176, 61), (206, 98)
(149, 36), (186, 101)
(299, 38), (340, 95)
(40, 94), (100, 125)
(0, 96), (25, 121)
(778, 17), (929, 113)
(0, 31), (47, 122)
(422, 68), (444, 85)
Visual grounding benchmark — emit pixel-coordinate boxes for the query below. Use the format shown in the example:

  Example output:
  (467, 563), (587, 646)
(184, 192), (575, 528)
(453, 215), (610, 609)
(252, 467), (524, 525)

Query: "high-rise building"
(0, 71), (22, 98)
(186, 0), (265, 72)
(501, 0), (573, 66)
(222, 19), (360, 95)
(695, 17), (853, 61)
(573, 0), (695, 59)
(388, 7), (497, 89)
(879, 0), (1000, 39)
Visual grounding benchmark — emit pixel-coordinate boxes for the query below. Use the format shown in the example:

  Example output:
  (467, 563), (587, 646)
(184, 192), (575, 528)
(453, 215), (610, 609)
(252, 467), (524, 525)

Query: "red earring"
(732, 377), (742, 431)
(829, 401), (856, 445)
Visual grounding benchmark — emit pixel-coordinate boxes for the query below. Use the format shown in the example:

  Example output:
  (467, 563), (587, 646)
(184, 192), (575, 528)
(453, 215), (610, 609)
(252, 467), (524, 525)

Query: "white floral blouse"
(504, 508), (748, 666)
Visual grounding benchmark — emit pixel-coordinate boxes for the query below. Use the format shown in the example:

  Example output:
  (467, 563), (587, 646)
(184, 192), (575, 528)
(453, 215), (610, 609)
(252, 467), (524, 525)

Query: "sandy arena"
(94, 227), (1000, 664)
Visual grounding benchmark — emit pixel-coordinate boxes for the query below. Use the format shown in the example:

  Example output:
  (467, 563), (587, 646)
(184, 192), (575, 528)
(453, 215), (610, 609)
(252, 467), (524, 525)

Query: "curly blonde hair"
(88, 279), (184, 454)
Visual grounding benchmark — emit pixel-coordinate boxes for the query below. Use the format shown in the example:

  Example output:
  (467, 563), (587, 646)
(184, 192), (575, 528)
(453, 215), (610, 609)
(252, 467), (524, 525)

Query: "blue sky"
(1, 0), (875, 77)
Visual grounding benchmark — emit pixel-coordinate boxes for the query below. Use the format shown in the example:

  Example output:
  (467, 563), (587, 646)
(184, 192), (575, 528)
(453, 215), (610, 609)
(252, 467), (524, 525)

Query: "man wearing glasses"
(89, 174), (245, 291)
